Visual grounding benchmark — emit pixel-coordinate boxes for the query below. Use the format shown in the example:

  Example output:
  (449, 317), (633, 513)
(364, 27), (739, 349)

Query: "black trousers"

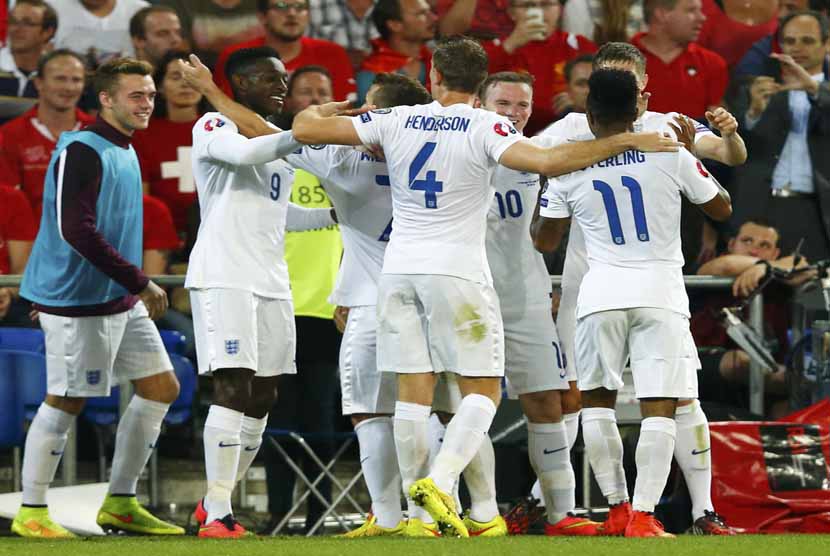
(264, 316), (341, 529)
(766, 195), (830, 262)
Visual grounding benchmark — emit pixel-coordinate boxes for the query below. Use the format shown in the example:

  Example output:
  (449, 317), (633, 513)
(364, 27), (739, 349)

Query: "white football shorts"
(339, 305), (397, 415)
(190, 288), (296, 377)
(39, 301), (172, 397)
(555, 283), (579, 382)
(575, 307), (700, 399)
(377, 274), (504, 377)
(503, 303), (570, 397)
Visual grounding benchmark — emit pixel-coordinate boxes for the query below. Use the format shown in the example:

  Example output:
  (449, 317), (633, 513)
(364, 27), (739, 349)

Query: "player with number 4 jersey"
(292, 37), (682, 537)
(532, 69), (732, 538)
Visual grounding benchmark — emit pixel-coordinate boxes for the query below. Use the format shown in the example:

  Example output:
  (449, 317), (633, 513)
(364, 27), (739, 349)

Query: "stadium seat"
(0, 359), (26, 490)
(158, 329), (187, 356)
(263, 429), (365, 536)
(0, 327), (45, 353)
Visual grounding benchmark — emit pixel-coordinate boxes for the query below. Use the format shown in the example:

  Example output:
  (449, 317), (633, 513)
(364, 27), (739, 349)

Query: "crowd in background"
(0, 0), (828, 526)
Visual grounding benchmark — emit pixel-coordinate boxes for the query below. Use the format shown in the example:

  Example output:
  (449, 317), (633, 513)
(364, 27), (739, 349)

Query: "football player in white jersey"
(532, 68), (732, 538)
(473, 71), (600, 537)
(185, 47), (337, 538)
(173, 60), (437, 537)
(291, 36), (681, 537)
(537, 42), (745, 536)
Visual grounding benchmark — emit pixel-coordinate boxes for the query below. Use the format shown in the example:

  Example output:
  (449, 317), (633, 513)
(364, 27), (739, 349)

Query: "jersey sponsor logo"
(203, 118), (226, 132)
(225, 339), (240, 355)
(371, 108), (392, 114)
(86, 369), (102, 385)
(696, 160), (710, 178)
(360, 112), (372, 123)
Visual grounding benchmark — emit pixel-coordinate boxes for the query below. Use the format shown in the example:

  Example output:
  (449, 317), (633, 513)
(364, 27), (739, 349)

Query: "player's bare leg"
(581, 388), (631, 536)
(625, 398), (678, 538)
(341, 412), (404, 537)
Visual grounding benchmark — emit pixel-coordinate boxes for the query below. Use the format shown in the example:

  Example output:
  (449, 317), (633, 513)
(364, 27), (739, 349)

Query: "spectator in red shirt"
(631, 0), (728, 119)
(133, 50), (206, 237)
(0, 185), (36, 325)
(484, 0), (596, 134)
(129, 4), (186, 68)
(697, 0), (779, 68)
(435, 0), (514, 40)
(355, 0), (435, 105)
(0, 49), (93, 222)
(213, 0), (356, 101)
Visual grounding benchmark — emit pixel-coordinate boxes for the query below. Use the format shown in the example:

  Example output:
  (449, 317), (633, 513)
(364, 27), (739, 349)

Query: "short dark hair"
(779, 10), (830, 42)
(15, 0), (58, 36)
(593, 42), (646, 78)
(93, 57), (153, 96)
(287, 65), (332, 96)
(643, 0), (679, 23)
(565, 54), (594, 83)
(152, 50), (210, 118)
(225, 46), (282, 88)
(432, 36), (489, 94)
(736, 219), (781, 246)
(477, 71), (534, 103)
(373, 0), (403, 41)
(36, 48), (86, 78)
(586, 69), (638, 128)
(370, 72), (432, 107)
(129, 5), (179, 39)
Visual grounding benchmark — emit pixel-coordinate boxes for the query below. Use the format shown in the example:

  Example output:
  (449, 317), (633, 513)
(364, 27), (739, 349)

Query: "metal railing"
(1, 273), (765, 490)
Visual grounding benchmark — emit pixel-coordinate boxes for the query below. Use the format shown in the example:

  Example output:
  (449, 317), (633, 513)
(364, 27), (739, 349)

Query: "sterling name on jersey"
(486, 164), (551, 318)
(540, 147), (719, 319)
(286, 145), (392, 307)
(186, 113), (295, 298)
(351, 102), (524, 283)
(538, 111), (714, 295)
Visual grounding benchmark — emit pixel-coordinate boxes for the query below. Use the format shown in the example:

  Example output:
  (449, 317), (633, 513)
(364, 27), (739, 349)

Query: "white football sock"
(427, 413), (445, 462)
(462, 434), (498, 522)
(531, 479), (544, 505)
(235, 415), (267, 484)
(355, 417), (403, 528)
(674, 400), (714, 520)
(21, 403), (74, 506)
(528, 421), (575, 524)
(582, 407), (628, 505)
(429, 394), (497, 494)
(394, 401), (432, 523)
(109, 396), (169, 495)
(203, 405), (244, 523)
(633, 417), (676, 513)
(564, 410), (581, 449)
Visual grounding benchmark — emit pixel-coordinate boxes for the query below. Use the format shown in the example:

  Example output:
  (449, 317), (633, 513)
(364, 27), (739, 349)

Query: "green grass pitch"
(0, 535), (825, 556)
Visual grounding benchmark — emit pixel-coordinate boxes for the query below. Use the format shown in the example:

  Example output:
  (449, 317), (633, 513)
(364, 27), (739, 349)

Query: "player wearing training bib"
(292, 37), (682, 537)
(536, 42), (745, 536)
(532, 69), (732, 538)
(185, 47), (336, 539)
(479, 72), (599, 537)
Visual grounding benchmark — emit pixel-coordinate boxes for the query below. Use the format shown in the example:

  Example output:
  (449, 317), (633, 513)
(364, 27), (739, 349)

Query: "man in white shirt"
(532, 68), (732, 538)
(537, 41), (745, 536)
(185, 46), (335, 539)
(292, 36), (680, 537)
(474, 71), (600, 537)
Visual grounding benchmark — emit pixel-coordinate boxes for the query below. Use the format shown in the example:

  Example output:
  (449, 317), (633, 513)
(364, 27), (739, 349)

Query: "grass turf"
(0, 534), (824, 556)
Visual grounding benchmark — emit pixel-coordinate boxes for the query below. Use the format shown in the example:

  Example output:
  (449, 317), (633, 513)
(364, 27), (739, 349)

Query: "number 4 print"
(409, 142), (443, 209)
(592, 177), (650, 245)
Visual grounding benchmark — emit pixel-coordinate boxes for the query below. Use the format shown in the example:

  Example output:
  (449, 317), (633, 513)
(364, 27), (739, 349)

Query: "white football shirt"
(538, 111), (715, 295)
(485, 136), (565, 317)
(351, 102), (525, 283)
(540, 147), (719, 318)
(285, 145), (392, 307)
(186, 113), (296, 299)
